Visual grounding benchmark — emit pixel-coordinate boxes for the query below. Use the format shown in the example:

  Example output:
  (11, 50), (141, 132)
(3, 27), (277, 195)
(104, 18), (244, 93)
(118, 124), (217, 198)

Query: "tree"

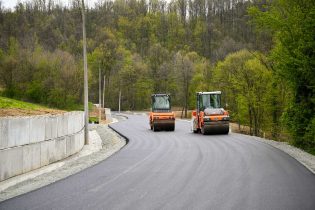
(174, 51), (195, 118)
(213, 50), (273, 136)
(249, 0), (315, 151)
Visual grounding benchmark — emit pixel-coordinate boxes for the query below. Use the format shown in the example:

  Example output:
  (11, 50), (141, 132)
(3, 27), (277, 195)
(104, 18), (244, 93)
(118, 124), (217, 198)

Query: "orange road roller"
(149, 94), (175, 131)
(191, 91), (229, 134)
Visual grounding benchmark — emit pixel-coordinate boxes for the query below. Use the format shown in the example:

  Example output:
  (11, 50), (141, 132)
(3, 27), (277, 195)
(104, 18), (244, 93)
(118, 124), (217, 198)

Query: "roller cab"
(149, 94), (175, 131)
(191, 91), (229, 135)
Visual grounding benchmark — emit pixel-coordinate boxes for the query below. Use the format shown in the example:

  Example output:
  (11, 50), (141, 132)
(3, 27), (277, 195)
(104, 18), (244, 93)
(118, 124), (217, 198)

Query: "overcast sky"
(1, 0), (100, 10)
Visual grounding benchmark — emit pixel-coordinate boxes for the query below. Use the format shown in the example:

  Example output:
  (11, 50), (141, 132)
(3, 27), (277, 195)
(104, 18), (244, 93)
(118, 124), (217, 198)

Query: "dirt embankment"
(0, 108), (65, 117)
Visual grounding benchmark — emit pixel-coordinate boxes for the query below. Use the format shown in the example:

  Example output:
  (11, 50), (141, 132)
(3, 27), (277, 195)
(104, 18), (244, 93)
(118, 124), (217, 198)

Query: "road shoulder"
(250, 135), (315, 174)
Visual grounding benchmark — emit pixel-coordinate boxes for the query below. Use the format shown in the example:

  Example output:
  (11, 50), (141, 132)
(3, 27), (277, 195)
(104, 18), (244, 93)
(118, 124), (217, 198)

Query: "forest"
(0, 0), (314, 153)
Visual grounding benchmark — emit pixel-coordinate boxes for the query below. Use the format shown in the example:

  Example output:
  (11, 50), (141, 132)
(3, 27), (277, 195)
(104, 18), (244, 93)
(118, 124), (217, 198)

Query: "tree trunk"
(249, 105), (253, 136)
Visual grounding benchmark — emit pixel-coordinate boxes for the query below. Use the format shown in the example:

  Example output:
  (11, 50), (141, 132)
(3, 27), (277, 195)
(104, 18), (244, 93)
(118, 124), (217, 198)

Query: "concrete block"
(40, 140), (55, 166)
(81, 112), (85, 130)
(67, 113), (74, 135)
(55, 137), (66, 161)
(80, 112), (84, 130)
(48, 140), (57, 163)
(105, 108), (112, 121)
(0, 149), (10, 181)
(63, 113), (69, 136)
(78, 131), (84, 151)
(73, 113), (79, 133)
(45, 116), (58, 140)
(45, 117), (52, 140)
(57, 115), (64, 137)
(73, 131), (83, 153)
(66, 135), (76, 156)
(0, 118), (9, 149)
(8, 117), (30, 147)
(29, 116), (46, 143)
(73, 133), (79, 153)
(51, 116), (58, 139)
(0, 147), (23, 181)
(40, 140), (49, 167)
(23, 143), (41, 173)
(74, 112), (83, 133)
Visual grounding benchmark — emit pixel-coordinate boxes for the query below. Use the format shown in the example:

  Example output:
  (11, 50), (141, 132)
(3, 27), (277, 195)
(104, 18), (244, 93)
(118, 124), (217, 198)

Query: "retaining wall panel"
(30, 116), (46, 143)
(45, 116), (58, 140)
(0, 149), (10, 181)
(23, 144), (41, 173)
(51, 116), (58, 139)
(74, 112), (82, 133)
(0, 118), (9, 149)
(0, 147), (23, 181)
(0, 111), (85, 182)
(8, 117), (30, 147)
(55, 137), (66, 161)
(57, 115), (64, 137)
(79, 131), (84, 151)
(45, 117), (52, 140)
(40, 140), (56, 166)
(48, 140), (57, 163)
(68, 113), (75, 135)
(82, 112), (85, 129)
(74, 132), (84, 153)
(12, 147), (24, 178)
(62, 114), (69, 137)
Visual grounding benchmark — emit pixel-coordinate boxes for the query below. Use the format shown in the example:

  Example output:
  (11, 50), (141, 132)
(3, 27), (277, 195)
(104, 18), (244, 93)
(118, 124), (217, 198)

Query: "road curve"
(1, 114), (315, 210)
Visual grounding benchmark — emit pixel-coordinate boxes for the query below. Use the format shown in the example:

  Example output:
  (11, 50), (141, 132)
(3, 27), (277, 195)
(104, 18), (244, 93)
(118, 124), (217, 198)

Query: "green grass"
(0, 96), (95, 112)
(89, 116), (99, 124)
(0, 96), (48, 110)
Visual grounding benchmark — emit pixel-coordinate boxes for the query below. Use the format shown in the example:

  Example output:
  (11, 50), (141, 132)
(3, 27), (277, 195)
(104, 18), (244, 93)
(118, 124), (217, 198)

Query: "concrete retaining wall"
(105, 108), (112, 122)
(0, 112), (85, 182)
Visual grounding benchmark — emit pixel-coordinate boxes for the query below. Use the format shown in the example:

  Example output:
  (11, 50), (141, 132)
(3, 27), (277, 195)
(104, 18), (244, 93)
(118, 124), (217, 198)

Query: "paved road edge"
(0, 124), (126, 202)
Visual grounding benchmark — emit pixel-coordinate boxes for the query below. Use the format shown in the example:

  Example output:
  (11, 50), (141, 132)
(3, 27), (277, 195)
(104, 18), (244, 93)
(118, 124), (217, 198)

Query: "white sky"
(1, 0), (100, 10)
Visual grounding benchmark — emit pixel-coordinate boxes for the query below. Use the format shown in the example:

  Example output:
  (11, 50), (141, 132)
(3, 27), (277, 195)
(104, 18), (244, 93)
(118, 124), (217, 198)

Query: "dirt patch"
(230, 123), (251, 135)
(0, 108), (65, 117)
(174, 110), (192, 119)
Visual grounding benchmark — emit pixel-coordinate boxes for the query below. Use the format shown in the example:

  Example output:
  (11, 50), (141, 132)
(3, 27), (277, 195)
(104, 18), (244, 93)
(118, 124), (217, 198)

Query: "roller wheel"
(223, 127), (229, 134)
(192, 119), (198, 133)
(201, 125), (206, 135)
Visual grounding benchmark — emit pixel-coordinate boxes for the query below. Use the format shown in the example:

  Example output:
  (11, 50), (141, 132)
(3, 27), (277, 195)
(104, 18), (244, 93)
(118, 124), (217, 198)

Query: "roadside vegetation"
(0, 0), (313, 153)
(0, 96), (64, 116)
(0, 96), (46, 109)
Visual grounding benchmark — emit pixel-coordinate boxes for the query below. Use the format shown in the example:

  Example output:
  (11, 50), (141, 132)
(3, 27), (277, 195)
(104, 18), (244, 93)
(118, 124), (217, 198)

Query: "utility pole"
(102, 75), (105, 108)
(98, 65), (101, 123)
(119, 90), (121, 113)
(81, 0), (89, 145)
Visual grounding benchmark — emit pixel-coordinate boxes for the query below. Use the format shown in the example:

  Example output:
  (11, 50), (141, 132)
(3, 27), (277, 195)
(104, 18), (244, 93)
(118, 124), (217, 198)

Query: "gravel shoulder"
(0, 124), (126, 202)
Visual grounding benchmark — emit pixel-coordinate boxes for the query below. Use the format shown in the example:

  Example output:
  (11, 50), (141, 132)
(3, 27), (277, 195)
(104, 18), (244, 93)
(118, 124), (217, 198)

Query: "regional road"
(1, 114), (315, 210)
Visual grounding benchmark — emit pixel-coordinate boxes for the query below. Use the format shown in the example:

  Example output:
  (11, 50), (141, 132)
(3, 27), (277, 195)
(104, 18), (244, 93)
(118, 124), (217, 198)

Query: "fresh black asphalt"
(1, 114), (315, 210)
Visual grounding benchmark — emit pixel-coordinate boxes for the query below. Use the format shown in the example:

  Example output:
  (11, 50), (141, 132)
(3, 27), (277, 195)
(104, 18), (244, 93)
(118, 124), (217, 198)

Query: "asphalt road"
(1, 114), (315, 210)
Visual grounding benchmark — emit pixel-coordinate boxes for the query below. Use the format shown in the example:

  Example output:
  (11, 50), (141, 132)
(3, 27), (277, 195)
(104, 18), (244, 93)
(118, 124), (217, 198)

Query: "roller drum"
(153, 119), (175, 131)
(202, 121), (229, 134)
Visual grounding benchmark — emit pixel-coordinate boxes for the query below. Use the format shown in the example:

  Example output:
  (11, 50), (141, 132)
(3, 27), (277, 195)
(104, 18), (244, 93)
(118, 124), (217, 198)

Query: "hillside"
(0, 96), (65, 117)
